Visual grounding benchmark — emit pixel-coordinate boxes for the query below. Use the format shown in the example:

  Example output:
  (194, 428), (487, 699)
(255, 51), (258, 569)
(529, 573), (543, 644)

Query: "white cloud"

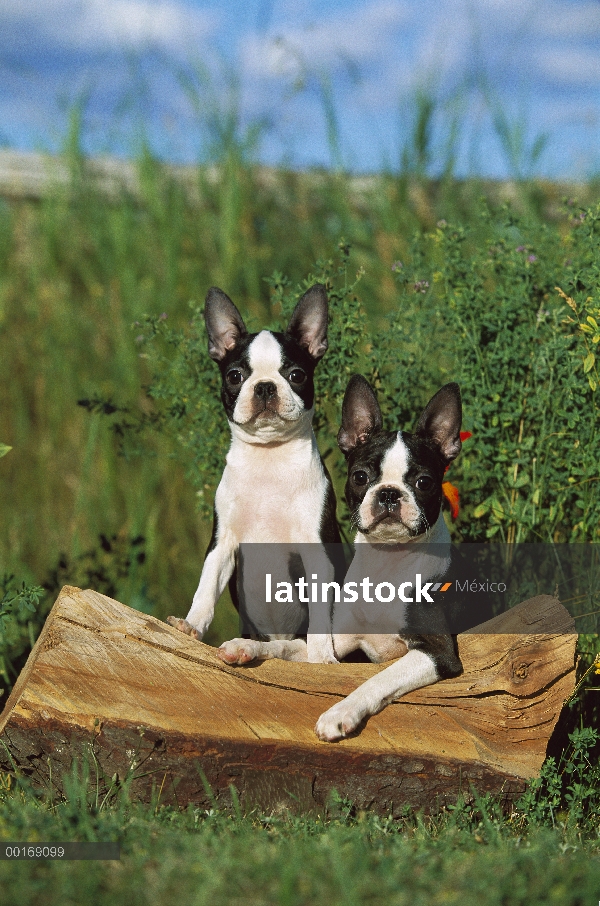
(535, 45), (600, 86)
(240, 0), (411, 80)
(0, 0), (217, 53)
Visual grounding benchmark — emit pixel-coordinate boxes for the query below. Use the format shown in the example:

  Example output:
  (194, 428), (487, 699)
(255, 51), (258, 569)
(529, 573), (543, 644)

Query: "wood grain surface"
(0, 586), (576, 814)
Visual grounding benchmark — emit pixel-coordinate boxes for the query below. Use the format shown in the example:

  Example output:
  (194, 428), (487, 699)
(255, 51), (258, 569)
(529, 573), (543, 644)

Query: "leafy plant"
(0, 576), (43, 695)
(557, 275), (600, 394)
(41, 532), (150, 609)
(518, 726), (600, 827)
(382, 205), (600, 543)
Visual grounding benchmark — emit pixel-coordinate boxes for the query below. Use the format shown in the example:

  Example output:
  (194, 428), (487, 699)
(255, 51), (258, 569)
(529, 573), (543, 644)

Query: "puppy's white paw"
(166, 616), (203, 640)
(315, 700), (363, 742)
(307, 634), (338, 665)
(217, 638), (261, 665)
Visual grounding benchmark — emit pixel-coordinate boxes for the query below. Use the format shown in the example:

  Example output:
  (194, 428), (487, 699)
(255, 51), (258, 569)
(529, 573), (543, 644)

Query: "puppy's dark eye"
(352, 470), (369, 486)
(415, 475), (434, 492)
(288, 369), (306, 385)
(226, 369), (244, 386)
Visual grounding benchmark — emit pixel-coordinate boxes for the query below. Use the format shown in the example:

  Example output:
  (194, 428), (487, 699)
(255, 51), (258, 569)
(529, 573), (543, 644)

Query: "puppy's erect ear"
(204, 287), (248, 361)
(285, 284), (329, 360)
(337, 375), (383, 455)
(415, 382), (462, 463)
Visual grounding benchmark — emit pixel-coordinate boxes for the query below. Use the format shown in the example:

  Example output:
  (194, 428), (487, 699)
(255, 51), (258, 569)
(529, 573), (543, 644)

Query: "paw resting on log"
(166, 616), (202, 640)
(217, 639), (262, 665)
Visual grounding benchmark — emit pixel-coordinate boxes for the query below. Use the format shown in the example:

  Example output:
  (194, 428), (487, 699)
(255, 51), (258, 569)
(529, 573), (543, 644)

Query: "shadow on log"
(0, 587), (576, 815)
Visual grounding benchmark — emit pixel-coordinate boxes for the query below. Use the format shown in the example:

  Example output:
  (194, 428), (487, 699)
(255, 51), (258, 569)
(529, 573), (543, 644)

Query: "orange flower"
(442, 481), (460, 520)
(442, 432), (471, 518)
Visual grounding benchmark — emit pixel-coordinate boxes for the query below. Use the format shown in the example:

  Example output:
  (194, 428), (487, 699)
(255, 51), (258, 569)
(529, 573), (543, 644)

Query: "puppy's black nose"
(254, 381), (277, 400)
(378, 487), (401, 507)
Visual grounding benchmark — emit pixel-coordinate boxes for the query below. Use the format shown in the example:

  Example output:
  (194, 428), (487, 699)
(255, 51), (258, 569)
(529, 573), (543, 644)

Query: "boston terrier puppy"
(315, 375), (464, 741)
(168, 284), (341, 664)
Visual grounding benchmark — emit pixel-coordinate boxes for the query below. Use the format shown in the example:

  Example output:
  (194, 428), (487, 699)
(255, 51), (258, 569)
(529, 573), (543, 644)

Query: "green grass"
(0, 770), (599, 906)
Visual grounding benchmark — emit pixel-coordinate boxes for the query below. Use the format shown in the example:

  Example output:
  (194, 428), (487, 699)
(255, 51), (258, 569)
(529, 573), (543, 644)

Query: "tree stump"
(0, 586), (576, 815)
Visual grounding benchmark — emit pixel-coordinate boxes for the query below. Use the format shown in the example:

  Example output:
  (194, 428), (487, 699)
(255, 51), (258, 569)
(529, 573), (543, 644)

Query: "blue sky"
(2, 0), (600, 177)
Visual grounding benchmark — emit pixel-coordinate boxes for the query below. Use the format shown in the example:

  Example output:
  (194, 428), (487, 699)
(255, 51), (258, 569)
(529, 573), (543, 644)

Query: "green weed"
(0, 761), (599, 906)
(0, 576), (43, 696)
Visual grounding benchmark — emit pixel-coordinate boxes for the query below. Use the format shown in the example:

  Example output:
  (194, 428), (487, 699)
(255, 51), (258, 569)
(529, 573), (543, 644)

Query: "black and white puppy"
(315, 375), (463, 741)
(168, 284), (341, 664)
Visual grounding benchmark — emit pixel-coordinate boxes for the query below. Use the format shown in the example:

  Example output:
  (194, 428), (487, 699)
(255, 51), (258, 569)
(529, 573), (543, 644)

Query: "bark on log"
(0, 586), (576, 815)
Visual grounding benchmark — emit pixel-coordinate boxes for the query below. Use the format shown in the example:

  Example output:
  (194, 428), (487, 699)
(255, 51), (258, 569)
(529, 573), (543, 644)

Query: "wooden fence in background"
(0, 148), (585, 227)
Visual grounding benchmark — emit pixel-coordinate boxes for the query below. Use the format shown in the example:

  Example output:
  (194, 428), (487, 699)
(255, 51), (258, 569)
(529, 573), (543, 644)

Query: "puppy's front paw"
(307, 634), (338, 665)
(315, 700), (363, 742)
(166, 616), (203, 640)
(217, 638), (261, 665)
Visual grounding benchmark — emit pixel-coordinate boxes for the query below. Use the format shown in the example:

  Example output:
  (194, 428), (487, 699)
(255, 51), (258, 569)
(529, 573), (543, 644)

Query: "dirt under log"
(0, 586), (576, 815)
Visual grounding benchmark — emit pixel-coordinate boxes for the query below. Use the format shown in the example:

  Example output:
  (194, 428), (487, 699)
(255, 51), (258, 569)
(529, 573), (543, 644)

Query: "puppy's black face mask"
(216, 332), (319, 422)
(345, 430), (448, 537)
(203, 284), (329, 426)
(338, 376), (463, 537)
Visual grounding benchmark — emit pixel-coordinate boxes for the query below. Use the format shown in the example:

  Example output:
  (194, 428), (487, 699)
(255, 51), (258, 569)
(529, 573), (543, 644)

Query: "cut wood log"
(0, 586), (576, 815)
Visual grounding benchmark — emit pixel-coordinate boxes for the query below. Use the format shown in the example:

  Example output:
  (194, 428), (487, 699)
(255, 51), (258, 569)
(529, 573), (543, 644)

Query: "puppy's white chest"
(216, 436), (327, 543)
